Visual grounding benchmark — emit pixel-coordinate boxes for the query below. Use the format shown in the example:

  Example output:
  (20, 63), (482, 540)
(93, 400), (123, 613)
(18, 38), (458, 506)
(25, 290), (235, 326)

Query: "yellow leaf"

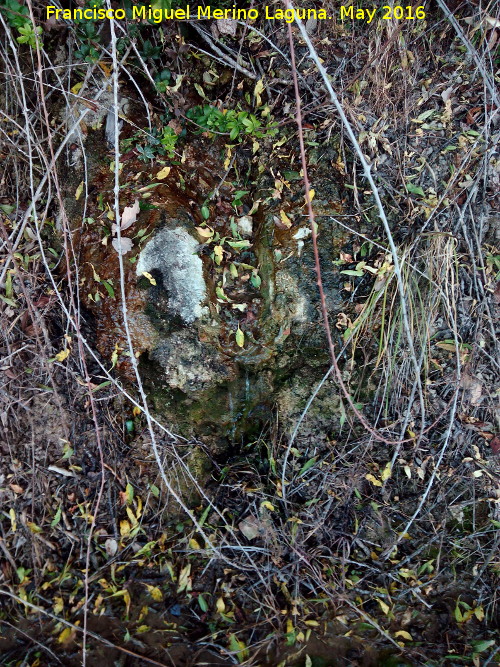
(58, 627), (74, 644)
(381, 462), (392, 482)
(216, 597), (226, 613)
(304, 620), (320, 627)
(146, 585), (163, 602)
(394, 630), (413, 641)
(365, 473), (382, 487)
(214, 245), (223, 265)
(53, 596), (64, 615)
(235, 327), (244, 348)
(260, 501), (275, 511)
(26, 522), (42, 534)
(189, 538), (201, 550)
(119, 520), (131, 537)
(98, 61), (112, 78)
(132, 406), (141, 417)
(177, 563), (192, 593)
(71, 81), (83, 95)
(474, 606), (485, 621)
(122, 589), (131, 616)
(141, 271), (157, 286)
(224, 146), (232, 170)
(195, 226), (214, 240)
(111, 343), (119, 369)
(254, 78), (264, 106)
(156, 166), (171, 180)
(377, 599), (390, 615)
(305, 189), (315, 203)
(55, 348), (70, 362)
(280, 210), (292, 228)
(9, 508), (16, 532)
(135, 495), (143, 519)
(126, 506), (138, 527)
(75, 181), (84, 201)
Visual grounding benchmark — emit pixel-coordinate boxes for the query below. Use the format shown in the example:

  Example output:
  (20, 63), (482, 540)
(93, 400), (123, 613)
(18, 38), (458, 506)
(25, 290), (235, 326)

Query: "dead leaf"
(305, 16), (317, 34)
(168, 119), (183, 135)
(279, 210), (292, 229)
(105, 538), (118, 557)
(217, 18), (237, 36)
(75, 181), (84, 201)
(48, 465), (77, 478)
(55, 348), (70, 362)
(239, 515), (261, 540)
(119, 199), (139, 231)
(177, 563), (192, 593)
(490, 435), (500, 455)
(156, 166), (171, 180)
(112, 237), (133, 255)
(441, 86), (453, 103)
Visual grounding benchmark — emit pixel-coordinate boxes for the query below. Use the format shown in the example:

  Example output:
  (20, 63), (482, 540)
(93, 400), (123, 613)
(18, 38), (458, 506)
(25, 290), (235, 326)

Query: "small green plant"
(159, 126), (178, 157)
(122, 124), (180, 162)
(74, 42), (100, 63)
(0, 0), (43, 48)
(73, 0), (103, 62)
(16, 22), (42, 48)
(187, 104), (278, 142)
(155, 69), (171, 93)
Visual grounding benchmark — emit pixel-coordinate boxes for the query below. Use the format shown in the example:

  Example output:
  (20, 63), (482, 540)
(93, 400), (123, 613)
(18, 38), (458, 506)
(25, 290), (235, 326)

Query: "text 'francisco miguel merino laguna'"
(45, 5), (427, 24)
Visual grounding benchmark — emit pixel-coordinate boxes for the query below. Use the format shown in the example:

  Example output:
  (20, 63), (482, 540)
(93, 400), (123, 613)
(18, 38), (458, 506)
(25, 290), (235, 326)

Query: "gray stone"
(136, 227), (208, 324)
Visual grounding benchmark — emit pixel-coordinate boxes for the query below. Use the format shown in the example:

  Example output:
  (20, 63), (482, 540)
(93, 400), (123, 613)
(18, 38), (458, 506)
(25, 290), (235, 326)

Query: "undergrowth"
(0, 1), (499, 665)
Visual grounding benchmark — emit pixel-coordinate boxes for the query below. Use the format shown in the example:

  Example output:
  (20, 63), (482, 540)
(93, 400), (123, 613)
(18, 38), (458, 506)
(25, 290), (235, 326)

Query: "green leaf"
(198, 594), (208, 612)
(126, 483), (134, 504)
(472, 640), (495, 654)
(201, 205), (210, 220)
(228, 634), (249, 662)
(50, 506), (62, 528)
(216, 286), (228, 301)
(250, 273), (261, 288)
(299, 457), (317, 477)
(226, 240), (251, 249)
(102, 280), (115, 298)
(199, 504), (211, 527)
(340, 269), (364, 276)
(91, 380), (111, 392)
(406, 183), (425, 196)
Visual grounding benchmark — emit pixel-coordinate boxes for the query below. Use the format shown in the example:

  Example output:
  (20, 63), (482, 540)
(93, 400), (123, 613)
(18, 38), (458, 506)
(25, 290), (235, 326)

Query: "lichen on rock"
(136, 226), (208, 324)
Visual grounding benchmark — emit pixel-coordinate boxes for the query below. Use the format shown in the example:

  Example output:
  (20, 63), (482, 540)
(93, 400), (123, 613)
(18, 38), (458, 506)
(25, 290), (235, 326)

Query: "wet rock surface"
(67, 102), (353, 450)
